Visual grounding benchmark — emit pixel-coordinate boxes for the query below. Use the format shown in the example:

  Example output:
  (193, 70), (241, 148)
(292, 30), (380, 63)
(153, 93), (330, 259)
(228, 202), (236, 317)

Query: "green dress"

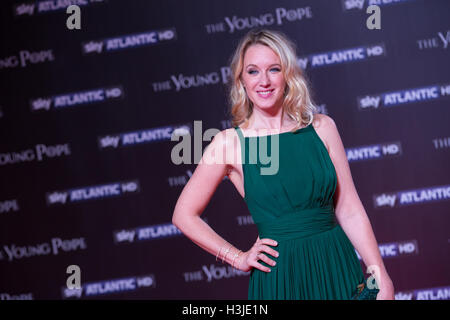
(234, 123), (365, 300)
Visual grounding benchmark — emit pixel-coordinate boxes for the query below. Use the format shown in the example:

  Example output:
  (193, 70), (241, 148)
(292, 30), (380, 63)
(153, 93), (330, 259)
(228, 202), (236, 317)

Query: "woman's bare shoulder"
(311, 113), (338, 153)
(204, 127), (240, 169)
(209, 127), (239, 147)
(312, 113), (336, 129)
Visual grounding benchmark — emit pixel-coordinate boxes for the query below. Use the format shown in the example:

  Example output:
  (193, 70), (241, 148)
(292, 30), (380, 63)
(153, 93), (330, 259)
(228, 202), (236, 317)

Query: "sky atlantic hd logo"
(341, 0), (415, 11)
(13, 0), (107, 17)
(396, 286), (450, 300)
(205, 6), (313, 34)
(30, 85), (124, 112)
(98, 123), (191, 149)
(62, 274), (155, 299)
(358, 83), (450, 109)
(346, 141), (402, 162)
(373, 184), (450, 209)
(0, 49), (54, 70)
(113, 222), (184, 244)
(298, 43), (386, 69)
(81, 28), (176, 55)
(0, 143), (71, 166)
(113, 218), (209, 244)
(356, 240), (418, 260)
(46, 180), (140, 206)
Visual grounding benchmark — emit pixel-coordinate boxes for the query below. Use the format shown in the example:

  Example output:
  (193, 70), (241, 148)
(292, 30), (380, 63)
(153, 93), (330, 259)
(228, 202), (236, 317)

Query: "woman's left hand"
(376, 276), (395, 300)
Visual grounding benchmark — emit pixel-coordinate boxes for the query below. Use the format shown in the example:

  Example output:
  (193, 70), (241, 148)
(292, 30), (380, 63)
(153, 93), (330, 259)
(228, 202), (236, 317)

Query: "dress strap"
(234, 126), (245, 141)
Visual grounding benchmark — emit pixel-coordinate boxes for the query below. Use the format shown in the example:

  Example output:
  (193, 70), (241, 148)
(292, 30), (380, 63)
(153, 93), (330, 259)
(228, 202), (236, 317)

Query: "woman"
(172, 29), (395, 300)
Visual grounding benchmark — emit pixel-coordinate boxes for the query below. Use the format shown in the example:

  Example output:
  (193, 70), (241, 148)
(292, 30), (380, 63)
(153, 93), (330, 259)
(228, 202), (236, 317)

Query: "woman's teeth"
(258, 89), (273, 96)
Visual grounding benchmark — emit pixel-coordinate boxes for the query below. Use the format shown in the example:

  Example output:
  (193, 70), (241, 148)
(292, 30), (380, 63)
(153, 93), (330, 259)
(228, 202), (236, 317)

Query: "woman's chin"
(252, 98), (284, 110)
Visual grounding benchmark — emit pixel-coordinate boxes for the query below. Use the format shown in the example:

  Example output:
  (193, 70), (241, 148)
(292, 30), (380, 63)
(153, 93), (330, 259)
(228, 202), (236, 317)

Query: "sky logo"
(300, 43), (385, 69)
(98, 135), (120, 149)
(83, 41), (104, 54)
(82, 28), (177, 55)
(359, 83), (450, 110)
(47, 192), (68, 205)
(373, 184), (450, 209)
(114, 230), (136, 243)
(46, 180), (140, 206)
(342, 0), (414, 11)
(62, 274), (155, 299)
(358, 95), (381, 109)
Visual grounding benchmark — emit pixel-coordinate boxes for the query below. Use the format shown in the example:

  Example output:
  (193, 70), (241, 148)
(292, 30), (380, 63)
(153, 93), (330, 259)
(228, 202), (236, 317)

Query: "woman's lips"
(257, 89), (274, 99)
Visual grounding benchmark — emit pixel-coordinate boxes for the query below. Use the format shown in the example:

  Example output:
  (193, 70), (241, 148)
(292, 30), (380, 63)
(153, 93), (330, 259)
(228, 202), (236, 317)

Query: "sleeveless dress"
(234, 123), (365, 300)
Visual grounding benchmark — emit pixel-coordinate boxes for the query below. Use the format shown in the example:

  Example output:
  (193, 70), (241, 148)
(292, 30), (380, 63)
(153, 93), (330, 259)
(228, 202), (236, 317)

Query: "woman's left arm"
(317, 114), (395, 300)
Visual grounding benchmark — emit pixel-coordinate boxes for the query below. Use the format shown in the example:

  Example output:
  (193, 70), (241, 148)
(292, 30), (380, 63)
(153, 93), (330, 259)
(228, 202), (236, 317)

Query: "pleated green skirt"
(248, 223), (365, 300)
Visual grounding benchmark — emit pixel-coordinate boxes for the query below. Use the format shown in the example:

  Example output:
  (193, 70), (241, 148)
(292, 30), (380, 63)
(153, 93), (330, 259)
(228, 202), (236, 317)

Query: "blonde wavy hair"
(228, 28), (317, 131)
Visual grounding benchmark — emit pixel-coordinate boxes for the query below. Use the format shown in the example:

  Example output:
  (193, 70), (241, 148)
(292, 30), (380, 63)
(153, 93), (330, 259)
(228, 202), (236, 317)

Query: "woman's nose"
(260, 72), (270, 85)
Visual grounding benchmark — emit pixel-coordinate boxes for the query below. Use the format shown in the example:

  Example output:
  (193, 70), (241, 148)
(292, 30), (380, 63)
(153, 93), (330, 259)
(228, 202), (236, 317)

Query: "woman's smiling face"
(241, 44), (286, 112)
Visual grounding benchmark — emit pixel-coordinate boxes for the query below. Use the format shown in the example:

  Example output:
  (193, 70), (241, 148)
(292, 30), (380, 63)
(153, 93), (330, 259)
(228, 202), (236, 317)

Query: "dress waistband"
(255, 204), (337, 242)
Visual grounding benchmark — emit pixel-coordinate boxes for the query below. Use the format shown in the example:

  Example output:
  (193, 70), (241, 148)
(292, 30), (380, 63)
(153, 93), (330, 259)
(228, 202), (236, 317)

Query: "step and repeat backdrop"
(0, 0), (449, 300)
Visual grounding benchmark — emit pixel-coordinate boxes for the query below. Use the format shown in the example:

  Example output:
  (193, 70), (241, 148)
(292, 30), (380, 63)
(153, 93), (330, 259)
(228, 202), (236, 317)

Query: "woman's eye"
(247, 68), (280, 75)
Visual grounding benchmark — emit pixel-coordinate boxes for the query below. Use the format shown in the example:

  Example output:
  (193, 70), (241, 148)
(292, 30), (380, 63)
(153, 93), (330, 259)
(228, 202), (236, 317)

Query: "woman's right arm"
(171, 129), (278, 272)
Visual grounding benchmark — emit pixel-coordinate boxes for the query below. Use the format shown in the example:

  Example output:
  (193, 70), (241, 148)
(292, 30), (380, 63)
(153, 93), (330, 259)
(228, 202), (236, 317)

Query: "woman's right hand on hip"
(238, 236), (279, 273)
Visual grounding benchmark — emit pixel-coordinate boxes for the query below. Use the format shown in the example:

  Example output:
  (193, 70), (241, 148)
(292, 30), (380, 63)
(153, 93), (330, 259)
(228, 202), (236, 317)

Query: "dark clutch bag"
(351, 281), (380, 300)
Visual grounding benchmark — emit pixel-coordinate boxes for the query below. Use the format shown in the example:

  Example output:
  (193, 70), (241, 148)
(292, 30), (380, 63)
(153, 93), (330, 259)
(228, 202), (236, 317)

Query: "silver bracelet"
(216, 241), (228, 262)
(221, 243), (234, 264)
(232, 250), (242, 269)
